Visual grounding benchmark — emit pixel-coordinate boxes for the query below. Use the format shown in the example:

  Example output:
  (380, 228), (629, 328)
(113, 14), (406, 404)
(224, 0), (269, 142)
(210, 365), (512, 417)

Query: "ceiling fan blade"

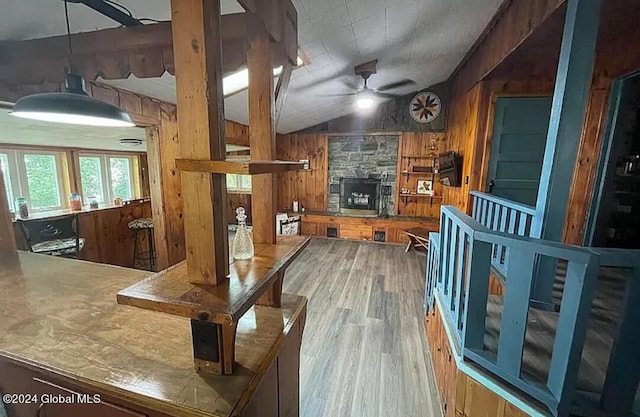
(375, 79), (416, 92)
(375, 92), (403, 99)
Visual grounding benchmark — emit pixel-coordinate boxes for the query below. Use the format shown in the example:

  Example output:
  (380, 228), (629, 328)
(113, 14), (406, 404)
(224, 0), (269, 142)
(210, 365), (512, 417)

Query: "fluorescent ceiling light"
(223, 55), (304, 96)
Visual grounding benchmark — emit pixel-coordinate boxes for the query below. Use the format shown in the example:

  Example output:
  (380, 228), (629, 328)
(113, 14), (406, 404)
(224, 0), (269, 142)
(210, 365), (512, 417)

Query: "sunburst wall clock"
(409, 92), (441, 124)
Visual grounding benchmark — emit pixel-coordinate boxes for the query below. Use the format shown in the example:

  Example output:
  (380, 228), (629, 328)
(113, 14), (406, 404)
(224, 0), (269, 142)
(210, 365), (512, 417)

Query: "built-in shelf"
(401, 155), (438, 159)
(399, 193), (443, 206)
(175, 159), (306, 175)
(401, 171), (439, 177)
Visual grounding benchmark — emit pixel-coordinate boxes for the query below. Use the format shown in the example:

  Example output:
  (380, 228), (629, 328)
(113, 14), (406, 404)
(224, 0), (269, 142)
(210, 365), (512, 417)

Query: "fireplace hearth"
(339, 178), (381, 216)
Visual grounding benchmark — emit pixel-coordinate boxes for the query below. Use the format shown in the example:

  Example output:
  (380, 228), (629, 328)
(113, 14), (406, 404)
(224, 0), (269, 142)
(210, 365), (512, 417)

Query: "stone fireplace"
(328, 135), (399, 214)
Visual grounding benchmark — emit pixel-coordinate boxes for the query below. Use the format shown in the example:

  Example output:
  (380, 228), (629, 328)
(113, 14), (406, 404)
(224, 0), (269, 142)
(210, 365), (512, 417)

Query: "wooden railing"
(427, 206), (601, 417)
(470, 191), (538, 277)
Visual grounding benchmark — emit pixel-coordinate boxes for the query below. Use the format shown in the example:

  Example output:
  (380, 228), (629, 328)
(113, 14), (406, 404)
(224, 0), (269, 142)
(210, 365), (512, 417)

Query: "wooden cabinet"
(297, 213), (438, 244)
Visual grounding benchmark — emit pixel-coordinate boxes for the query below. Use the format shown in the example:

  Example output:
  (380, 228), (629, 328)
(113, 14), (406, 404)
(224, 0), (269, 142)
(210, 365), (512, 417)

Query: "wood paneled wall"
(425, 303), (530, 417)
(0, 81), (250, 268)
(276, 133), (328, 212)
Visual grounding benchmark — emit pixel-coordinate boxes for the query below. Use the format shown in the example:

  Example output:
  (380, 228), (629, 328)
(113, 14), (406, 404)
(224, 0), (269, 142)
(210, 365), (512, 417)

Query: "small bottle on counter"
(69, 193), (83, 211)
(15, 197), (28, 219)
(232, 207), (254, 260)
(113, 197), (122, 206)
(89, 196), (99, 209)
(293, 200), (299, 212)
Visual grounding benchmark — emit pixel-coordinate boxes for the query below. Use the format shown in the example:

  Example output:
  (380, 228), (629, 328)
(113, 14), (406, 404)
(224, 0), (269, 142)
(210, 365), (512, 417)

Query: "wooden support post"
(248, 34), (277, 245)
(257, 270), (284, 307)
(170, 0), (229, 285)
(0, 167), (18, 272)
(530, 0), (602, 305)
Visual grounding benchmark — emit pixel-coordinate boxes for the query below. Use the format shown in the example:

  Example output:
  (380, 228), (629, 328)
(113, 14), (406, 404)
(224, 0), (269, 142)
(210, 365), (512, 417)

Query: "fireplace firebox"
(339, 178), (381, 216)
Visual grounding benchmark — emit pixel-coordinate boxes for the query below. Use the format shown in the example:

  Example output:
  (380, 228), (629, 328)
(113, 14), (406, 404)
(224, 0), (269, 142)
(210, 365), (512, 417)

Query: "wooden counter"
(13, 199), (153, 268)
(0, 253), (307, 417)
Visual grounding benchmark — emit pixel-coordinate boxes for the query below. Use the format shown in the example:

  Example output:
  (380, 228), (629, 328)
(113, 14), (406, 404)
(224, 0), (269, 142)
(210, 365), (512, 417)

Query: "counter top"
(11, 198), (151, 222)
(0, 252), (307, 417)
(287, 210), (439, 222)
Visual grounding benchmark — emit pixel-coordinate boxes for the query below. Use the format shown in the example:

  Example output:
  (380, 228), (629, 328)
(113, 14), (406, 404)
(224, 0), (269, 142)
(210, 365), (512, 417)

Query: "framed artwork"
(409, 92), (441, 124)
(417, 180), (433, 195)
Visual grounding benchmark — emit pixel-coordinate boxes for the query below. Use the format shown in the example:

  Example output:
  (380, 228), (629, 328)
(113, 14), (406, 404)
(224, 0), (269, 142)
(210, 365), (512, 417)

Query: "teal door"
(488, 97), (552, 206)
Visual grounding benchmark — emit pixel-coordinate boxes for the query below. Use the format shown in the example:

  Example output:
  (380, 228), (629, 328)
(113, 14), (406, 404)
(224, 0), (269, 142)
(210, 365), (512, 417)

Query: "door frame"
(584, 70), (640, 246)
(479, 93), (554, 195)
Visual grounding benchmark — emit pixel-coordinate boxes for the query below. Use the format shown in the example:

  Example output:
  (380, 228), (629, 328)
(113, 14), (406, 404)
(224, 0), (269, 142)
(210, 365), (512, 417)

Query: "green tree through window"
(110, 157), (133, 200)
(24, 154), (61, 210)
(79, 156), (105, 202)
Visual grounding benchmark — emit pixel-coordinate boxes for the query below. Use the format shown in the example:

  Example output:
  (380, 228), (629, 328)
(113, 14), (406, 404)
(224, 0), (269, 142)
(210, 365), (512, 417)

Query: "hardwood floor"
(283, 238), (442, 417)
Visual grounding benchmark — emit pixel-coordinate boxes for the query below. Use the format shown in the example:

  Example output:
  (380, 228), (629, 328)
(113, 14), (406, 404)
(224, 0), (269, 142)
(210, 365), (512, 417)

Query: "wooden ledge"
(116, 236), (310, 325)
(175, 159), (305, 175)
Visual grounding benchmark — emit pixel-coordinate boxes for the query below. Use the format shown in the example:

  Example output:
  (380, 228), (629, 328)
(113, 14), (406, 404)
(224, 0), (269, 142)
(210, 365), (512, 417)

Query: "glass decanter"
(232, 207), (254, 260)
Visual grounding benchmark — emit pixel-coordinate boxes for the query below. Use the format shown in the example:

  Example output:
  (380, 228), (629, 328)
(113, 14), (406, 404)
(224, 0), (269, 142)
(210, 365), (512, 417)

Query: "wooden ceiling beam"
(0, 10), (292, 85)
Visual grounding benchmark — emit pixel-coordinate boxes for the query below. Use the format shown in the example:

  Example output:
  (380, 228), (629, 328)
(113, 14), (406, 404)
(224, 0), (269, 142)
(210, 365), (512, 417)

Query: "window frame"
(226, 174), (252, 194)
(0, 148), (67, 212)
(78, 153), (140, 204)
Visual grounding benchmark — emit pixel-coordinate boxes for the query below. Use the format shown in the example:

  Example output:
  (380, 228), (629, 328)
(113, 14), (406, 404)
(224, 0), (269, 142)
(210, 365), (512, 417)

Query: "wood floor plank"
(284, 238), (442, 417)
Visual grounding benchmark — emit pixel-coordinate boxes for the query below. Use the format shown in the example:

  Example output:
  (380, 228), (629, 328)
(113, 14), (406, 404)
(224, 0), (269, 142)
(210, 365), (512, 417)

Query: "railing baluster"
(462, 238), (492, 351)
(517, 212), (527, 236)
(497, 249), (536, 375)
(447, 224), (460, 308)
(454, 230), (467, 332)
(481, 199), (488, 226)
(547, 258), (599, 415)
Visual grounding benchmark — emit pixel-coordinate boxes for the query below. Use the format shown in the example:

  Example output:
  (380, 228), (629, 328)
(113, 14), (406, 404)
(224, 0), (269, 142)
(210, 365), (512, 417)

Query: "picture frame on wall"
(417, 180), (433, 195)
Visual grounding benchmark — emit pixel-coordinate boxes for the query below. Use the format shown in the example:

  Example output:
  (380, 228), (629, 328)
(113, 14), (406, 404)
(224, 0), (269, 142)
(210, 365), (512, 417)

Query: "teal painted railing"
(470, 191), (538, 277)
(425, 205), (640, 417)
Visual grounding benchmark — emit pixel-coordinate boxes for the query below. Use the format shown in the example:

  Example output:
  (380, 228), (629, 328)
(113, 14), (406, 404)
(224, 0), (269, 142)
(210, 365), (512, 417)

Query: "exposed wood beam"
(175, 159), (304, 175)
(274, 60), (293, 128)
(0, 13), (287, 85)
(170, 0), (229, 286)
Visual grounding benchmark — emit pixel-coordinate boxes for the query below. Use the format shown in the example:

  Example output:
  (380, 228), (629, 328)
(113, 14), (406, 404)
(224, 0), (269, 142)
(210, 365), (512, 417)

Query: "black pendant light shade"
(10, 73), (135, 127)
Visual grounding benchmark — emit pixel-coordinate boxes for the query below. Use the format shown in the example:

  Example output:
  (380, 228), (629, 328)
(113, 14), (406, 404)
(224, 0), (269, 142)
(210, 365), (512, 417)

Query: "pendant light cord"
(64, 0), (74, 72)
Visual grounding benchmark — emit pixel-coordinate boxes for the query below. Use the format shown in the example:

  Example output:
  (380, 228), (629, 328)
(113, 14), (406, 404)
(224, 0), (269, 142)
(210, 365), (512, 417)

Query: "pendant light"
(10, 1), (134, 127)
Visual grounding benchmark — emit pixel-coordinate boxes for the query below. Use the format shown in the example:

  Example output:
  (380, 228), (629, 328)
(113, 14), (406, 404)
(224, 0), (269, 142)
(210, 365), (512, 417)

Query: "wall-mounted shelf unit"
(399, 193), (443, 206)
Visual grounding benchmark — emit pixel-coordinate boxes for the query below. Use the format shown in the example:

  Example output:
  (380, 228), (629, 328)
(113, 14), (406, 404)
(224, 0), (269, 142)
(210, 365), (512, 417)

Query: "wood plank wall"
(276, 133), (328, 212)
(0, 81), (250, 268)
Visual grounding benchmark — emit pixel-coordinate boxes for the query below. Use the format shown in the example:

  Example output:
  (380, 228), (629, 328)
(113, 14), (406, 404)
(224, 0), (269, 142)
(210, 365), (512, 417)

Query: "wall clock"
(409, 92), (441, 123)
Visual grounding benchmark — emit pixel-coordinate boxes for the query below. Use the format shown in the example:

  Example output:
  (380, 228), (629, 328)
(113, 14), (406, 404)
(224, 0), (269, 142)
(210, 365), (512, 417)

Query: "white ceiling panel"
(1, 0), (505, 133)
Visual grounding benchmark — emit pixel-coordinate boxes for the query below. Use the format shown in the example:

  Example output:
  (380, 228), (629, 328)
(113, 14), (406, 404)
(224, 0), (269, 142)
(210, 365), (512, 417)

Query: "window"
(79, 154), (137, 203)
(226, 174), (251, 193)
(0, 149), (66, 212)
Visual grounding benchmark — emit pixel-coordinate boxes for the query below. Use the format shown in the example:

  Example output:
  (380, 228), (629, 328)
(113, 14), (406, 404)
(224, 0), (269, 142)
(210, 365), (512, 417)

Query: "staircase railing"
(427, 206), (599, 417)
(470, 191), (538, 277)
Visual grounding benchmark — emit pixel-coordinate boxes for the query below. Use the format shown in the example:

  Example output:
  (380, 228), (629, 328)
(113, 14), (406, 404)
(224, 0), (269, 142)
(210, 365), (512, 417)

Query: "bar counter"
(0, 252), (307, 417)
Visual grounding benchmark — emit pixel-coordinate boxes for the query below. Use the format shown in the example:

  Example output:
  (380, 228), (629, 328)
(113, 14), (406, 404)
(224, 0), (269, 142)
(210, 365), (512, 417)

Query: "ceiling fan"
(322, 60), (416, 109)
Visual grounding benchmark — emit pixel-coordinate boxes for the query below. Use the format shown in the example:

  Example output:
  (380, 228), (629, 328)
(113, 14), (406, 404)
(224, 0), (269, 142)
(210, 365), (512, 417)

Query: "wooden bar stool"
(128, 218), (156, 271)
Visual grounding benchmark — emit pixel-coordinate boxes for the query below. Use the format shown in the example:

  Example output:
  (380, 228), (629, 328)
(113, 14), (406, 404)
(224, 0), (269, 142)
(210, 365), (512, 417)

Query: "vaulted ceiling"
(1, 0), (504, 134)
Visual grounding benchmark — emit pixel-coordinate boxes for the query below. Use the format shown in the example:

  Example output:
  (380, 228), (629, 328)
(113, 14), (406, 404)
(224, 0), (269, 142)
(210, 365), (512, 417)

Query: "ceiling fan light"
(10, 74), (135, 128)
(356, 97), (375, 110)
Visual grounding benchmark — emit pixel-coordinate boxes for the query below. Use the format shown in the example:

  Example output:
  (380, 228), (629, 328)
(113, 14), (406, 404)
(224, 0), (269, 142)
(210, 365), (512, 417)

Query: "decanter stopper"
(232, 207), (254, 260)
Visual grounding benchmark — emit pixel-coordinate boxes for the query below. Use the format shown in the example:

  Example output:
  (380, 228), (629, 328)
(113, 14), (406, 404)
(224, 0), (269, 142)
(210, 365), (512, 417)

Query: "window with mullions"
(226, 174), (252, 193)
(79, 154), (137, 203)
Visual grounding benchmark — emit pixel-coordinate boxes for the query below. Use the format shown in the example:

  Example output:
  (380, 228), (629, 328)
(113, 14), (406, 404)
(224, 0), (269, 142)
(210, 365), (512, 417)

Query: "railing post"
(600, 267), (640, 414)
(531, 0), (602, 305)
(547, 255), (599, 417)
